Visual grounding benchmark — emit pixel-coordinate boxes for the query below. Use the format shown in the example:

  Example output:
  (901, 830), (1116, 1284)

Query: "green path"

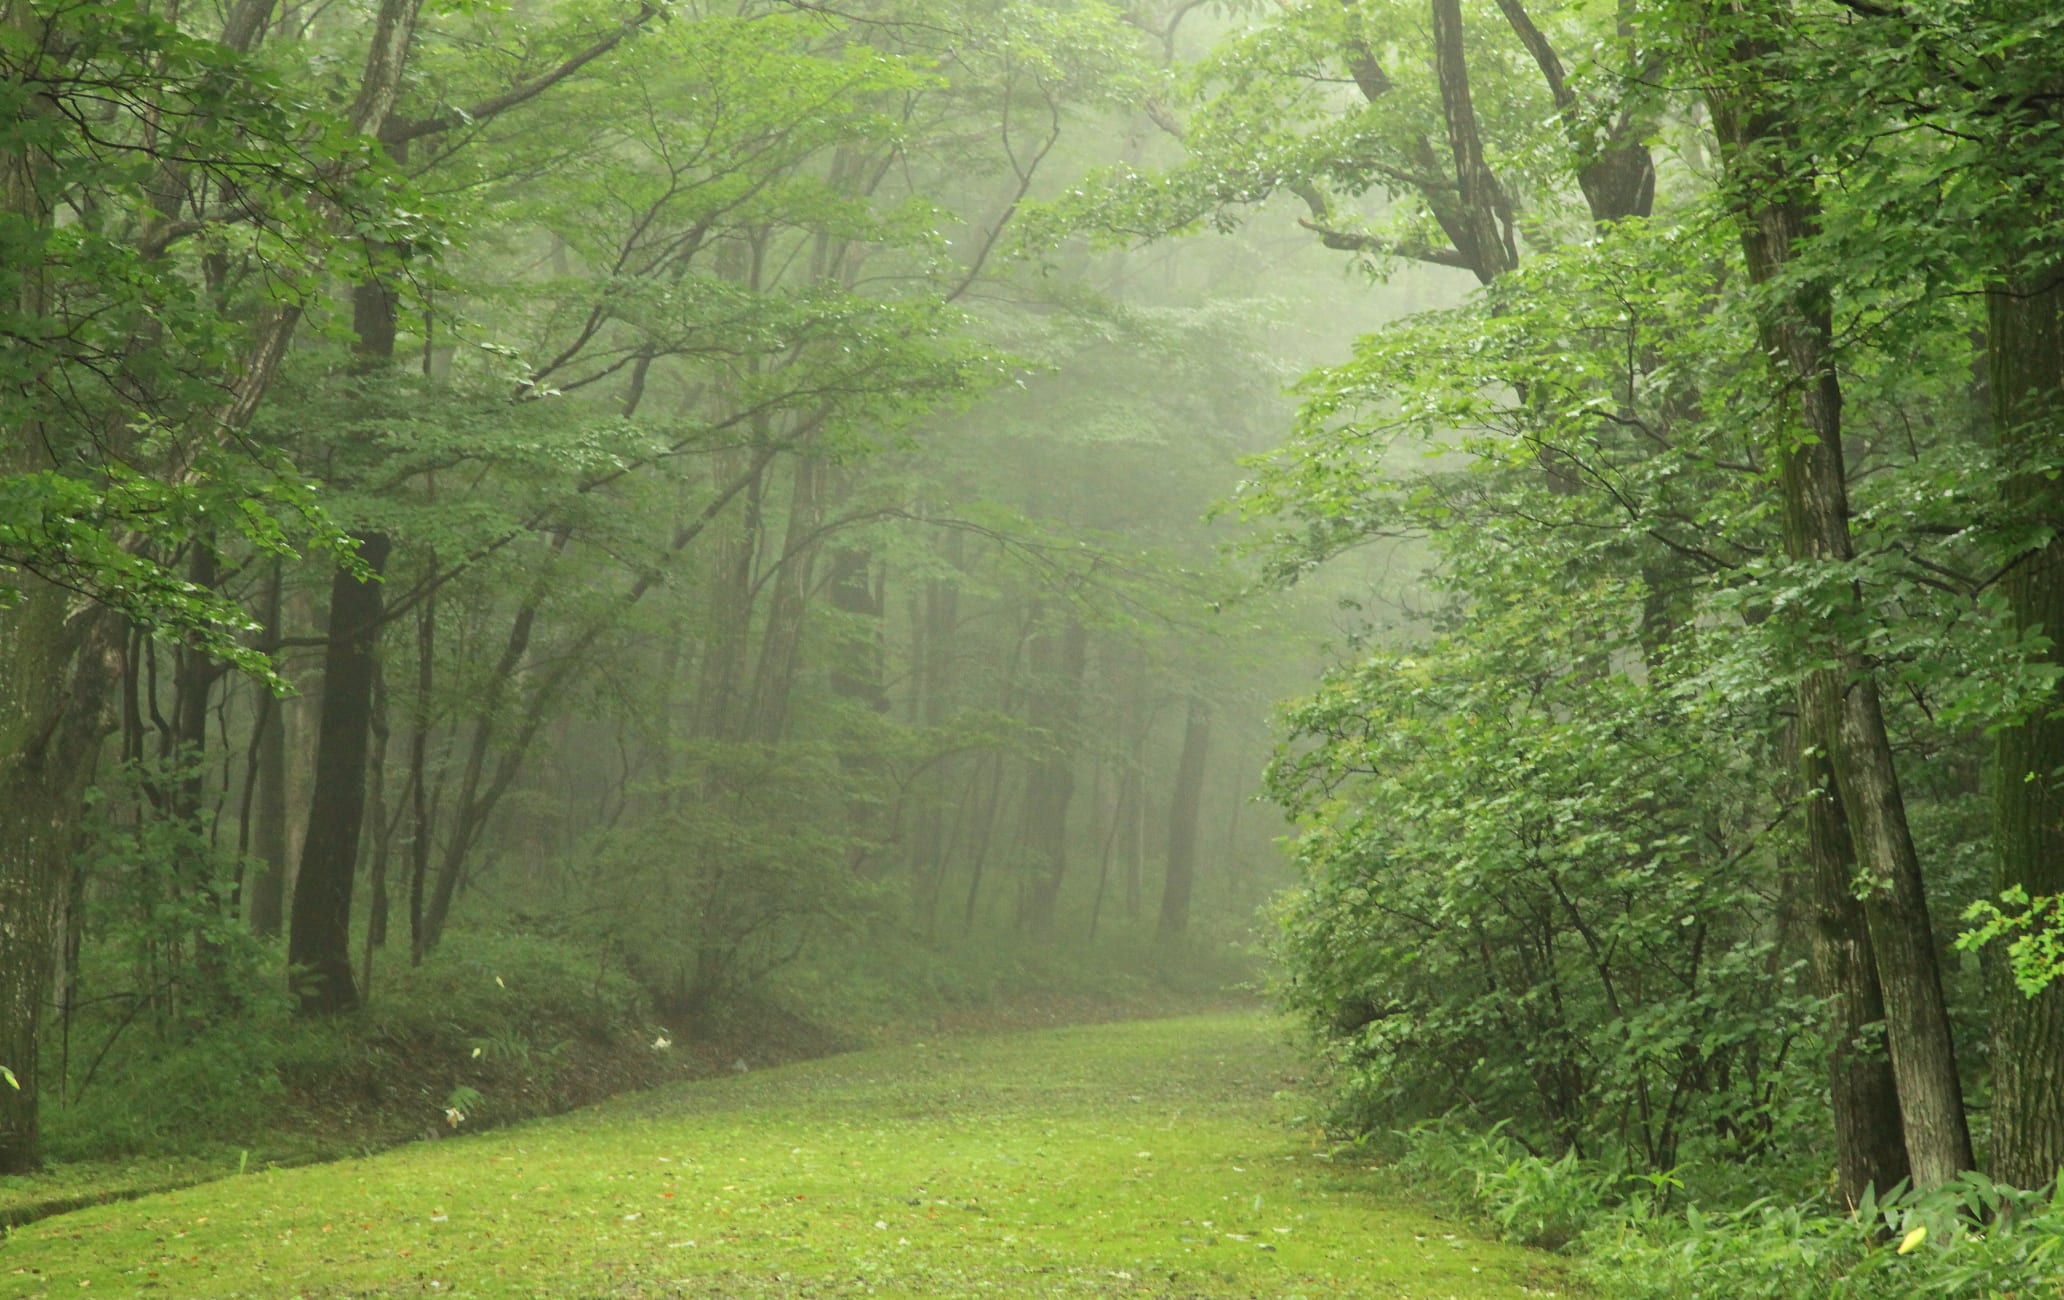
(0, 1014), (1574, 1298)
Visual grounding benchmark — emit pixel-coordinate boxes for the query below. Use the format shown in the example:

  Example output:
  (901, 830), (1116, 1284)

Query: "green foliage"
(40, 926), (651, 1162)
(1584, 1173), (2064, 1300)
(1378, 1121), (2064, 1296)
(73, 757), (277, 1026)
(1960, 887), (2064, 999)
(0, 0), (401, 649)
(1267, 596), (1816, 1170)
(573, 743), (884, 1020)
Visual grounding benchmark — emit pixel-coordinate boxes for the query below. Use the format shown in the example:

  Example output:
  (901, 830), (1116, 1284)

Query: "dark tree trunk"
(364, 665), (394, 959)
(1, 33), (114, 1165)
(0, 593), (114, 1173)
(748, 455), (823, 743)
(1017, 617), (1089, 935)
(287, 532), (391, 1015)
(246, 559), (289, 937)
(1158, 695), (1211, 941)
(406, 587), (436, 964)
(1798, 691), (1911, 1205)
(1989, 244), (2064, 1190)
(1709, 35), (1974, 1186)
(287, 253), (404, 1016)
(168, 544), (232, 996)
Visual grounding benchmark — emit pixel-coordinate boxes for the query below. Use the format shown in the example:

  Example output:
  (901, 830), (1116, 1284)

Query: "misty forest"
(3, 0), (2064, 1295)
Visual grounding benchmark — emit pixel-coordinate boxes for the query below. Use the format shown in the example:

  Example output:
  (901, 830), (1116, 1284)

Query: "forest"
(3, 0), (2064, 1295)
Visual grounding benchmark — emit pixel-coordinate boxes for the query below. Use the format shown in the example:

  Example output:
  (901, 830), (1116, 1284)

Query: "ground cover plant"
(3, 917), (1242, 1232)
(0, 1014), (1573, 1298)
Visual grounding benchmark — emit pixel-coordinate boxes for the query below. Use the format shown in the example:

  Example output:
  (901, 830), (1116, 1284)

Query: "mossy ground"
(0, 1014), (1577, 1298)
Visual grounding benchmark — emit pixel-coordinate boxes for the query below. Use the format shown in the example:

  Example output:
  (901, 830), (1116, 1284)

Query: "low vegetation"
(0, 1014), (1572, 1299)
(4, 922), (1246, 1228)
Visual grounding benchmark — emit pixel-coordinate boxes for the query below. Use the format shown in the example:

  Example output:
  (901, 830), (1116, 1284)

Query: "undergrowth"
(1375, 1121), (2064, 1298)
(19, 908), (1256, 1229)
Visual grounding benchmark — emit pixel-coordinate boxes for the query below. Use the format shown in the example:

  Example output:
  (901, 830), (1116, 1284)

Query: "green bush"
(1268, 596), (1818, 1172)
(573, 742), (884, 1021)
(40, 924), (652, 1162)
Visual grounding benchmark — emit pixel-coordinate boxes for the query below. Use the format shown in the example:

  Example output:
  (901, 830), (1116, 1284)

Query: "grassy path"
(0, 1014), (1574, 1298)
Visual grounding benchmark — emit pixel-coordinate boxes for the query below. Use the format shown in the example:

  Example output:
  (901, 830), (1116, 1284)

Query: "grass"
(0, 1013), (1577, 1298)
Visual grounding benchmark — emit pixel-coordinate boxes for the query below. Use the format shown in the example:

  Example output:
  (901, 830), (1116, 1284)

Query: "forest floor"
(0, 1013), (1578, 1298)
(2, 940), (1246, 1232)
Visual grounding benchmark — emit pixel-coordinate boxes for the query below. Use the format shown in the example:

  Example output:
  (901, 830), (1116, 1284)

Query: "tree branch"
(381, 3), (661, 146)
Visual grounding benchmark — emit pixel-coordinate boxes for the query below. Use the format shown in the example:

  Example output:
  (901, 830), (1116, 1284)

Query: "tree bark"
(0, 0), (113, 1169)
(692, 449), (765, 743)
(0, 588), (115, 1173)
(406, 586), (436, 964)
(1989, 244), (2064, 1190)
(1018, 617), (1088, 935)
(246, 560), (290, 937)
(1798, 689), (1911, 1205)
(287, 532), (391, 1015)
(1157, 695), (1211, 941)
(1709, 34), (1974, 1186)
(747, 455), (824, 743)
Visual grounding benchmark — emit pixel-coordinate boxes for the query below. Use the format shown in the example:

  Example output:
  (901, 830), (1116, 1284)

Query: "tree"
(1695, 0), (1973, 1189)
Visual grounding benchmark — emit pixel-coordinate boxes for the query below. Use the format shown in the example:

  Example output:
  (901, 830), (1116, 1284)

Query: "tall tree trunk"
(0, 590), (114, 1173)
(287, 532), (391, 1015)
(1157, 695), (1210, 941)
(364, 664), (394, 960)
(246, 559), (289, 937)
(1017, 617), (1088, 935)
(1988, 240), (2064, 1190)
(692, 449), (765, 743)
(286, 251), (404, 1015)
(1798, 695), (1911, 1205)
(826, 545), (889, 714)
(406, 586), (437, 964)
(747, 455), (823, 743)
(1, 2), (113, 1169)
(1709, 31), (1974, 1185)
(168, 545), (231, 996)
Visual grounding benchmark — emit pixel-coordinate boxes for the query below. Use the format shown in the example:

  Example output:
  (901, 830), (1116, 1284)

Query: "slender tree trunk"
(826, 545), (889, 713)
(1798, 693), (1911, 1205)
(1158, 695), (1211, 941)
(747, 455), (823, 743)
(1989, 241), (2064, 1190)
(1018, 617), (1089, 935)
(407, 587), (436, 964)
(1709, 38), (1974, 1185)
(168, 545), (232, 995)
(287, 532), (391, 1015)
(364, 665), (394, 958)
(246, 559), (289, 936)
(693, 449), (765, 743)
(286, 249), (407, 1015)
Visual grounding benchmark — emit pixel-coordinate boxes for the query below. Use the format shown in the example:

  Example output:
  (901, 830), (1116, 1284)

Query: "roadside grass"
(0, 1014), (1576, 1298)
